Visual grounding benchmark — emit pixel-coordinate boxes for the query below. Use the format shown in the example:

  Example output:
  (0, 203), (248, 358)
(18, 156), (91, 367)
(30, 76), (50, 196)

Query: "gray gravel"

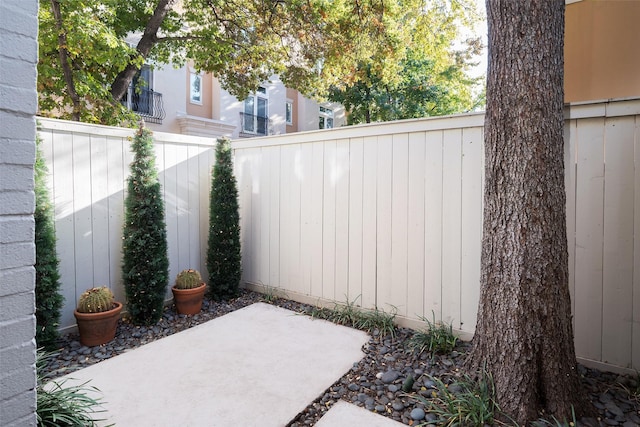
(42, 291), (640, 426)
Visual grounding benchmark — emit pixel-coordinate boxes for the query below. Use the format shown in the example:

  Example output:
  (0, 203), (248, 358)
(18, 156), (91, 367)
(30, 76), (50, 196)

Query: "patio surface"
(53, 302), (403, 426)
(315, 401), (405, 427)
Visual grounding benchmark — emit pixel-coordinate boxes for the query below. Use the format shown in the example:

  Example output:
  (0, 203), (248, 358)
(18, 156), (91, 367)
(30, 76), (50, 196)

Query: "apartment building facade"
(125, 62), (346, 139)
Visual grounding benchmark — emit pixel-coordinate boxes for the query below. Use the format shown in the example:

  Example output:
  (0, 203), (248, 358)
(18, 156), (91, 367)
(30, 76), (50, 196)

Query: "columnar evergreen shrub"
(122, 123), (169, 325)
(207, 138), (241, 300)
(34, 132), (64, 348)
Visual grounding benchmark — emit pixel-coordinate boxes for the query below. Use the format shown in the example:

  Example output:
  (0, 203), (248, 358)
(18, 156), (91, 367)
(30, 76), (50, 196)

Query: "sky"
(471, 0), (488, 79)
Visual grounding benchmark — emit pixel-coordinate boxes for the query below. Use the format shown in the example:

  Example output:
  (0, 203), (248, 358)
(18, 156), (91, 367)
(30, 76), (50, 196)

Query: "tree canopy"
(38, 0), (483, 126)
(329, 0), (484, 124)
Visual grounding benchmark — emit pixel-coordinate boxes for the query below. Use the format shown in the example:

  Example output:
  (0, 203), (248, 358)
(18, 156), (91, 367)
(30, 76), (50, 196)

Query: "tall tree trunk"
(364, 85), (372, 123)
(110, 0), (177, 103)
(467, 0), (591, 424)
(50, 0), (81, 121)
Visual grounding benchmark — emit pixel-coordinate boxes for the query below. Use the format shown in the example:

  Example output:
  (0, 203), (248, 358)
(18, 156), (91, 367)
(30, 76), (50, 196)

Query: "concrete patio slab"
(315, 401), (407, 427)
(54, 303), (370, 427)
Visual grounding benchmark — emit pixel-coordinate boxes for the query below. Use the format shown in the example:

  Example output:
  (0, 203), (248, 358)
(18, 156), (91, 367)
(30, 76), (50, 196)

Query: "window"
(242, 86), (269, 135)
(132, 65), (153, 115)
(285, 100), (293, 125)
(190, 72), (202, 104)
(319, 106), (333, 129)
(120, 64), (165, 124)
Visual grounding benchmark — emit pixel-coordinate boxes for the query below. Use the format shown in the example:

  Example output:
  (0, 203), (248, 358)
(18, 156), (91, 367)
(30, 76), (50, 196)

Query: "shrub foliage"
(34, 132), (64, 348)
(414, 370), (501, 427)
(37, 351), (107, 426)
(207, 138), (241, 300)
(407, 312), (458, 355)
(310, 296), (397, 338)
(122, 123), (169, 325)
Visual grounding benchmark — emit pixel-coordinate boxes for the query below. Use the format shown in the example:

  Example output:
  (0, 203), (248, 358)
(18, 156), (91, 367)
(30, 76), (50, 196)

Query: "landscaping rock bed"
(43, 290), (640, 426)
(287, 328), (640, 427)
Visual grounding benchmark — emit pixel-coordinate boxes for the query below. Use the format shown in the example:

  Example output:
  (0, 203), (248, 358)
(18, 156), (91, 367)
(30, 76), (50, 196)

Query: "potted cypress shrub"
(207, 138), (242, 300)
(122, 122), (169, 325)
(171, 269), (206, 315)
(74, 286), (122, 347)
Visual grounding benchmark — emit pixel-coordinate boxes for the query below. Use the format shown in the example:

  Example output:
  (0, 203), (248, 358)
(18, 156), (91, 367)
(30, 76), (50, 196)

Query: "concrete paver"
(315, 401), (407, 427)
(54, 303), (370, 427)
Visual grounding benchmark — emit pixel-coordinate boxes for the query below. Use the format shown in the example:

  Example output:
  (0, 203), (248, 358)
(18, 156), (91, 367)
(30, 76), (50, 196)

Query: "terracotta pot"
(74, 302), (123, 347)
(172, 283), (206, 315)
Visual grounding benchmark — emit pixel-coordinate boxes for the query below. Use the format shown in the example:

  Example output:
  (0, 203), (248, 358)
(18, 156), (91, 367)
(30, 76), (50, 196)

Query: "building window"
(190, 72), (202, 104)
(319, 106), (333, 129)
(242, 86), (269, 135)
(285, 100), (293, 125)
(133, 65), (153, 115)
(121, 64), (166, 124)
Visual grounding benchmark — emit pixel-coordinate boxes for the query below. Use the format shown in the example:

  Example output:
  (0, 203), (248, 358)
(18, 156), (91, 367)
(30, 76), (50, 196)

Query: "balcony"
(239, 112), (271, 137)
(122, 87), (166, 124)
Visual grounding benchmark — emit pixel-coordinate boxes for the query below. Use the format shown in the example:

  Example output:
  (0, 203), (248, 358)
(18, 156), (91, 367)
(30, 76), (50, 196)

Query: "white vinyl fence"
(234, 113), (485, 334)
(233, 98), (640, 373)
(38, 97), (639, 373)
(38, 118), (216, 330)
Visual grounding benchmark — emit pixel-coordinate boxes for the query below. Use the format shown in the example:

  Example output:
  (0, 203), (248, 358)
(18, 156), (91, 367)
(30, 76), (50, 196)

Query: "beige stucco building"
(136, 63), (345, 139)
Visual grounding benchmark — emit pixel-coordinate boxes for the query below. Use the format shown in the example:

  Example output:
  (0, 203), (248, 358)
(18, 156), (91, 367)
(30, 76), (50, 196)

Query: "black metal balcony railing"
(121, 87), (166, 124)
(240, 112), (271, 136)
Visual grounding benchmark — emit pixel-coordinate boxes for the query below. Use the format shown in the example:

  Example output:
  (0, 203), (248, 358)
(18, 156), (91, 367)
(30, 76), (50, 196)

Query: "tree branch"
(111, 0), (178, 102)
(155, 35), (205, 43)
(50, 0), (81, 121)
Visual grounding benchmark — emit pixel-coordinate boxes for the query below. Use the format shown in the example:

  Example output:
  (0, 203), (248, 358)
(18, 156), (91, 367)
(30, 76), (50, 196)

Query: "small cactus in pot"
(77, 286), (116, 313)
(174, 269), (203, 290)
(172, 269), (206, 315)
(74, 286), (122, 346)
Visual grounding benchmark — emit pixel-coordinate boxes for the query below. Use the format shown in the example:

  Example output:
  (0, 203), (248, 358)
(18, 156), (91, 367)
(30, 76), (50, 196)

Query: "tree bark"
(110, 0), (178, 103)
(467, 0), (592, 424)
(50, 0), (81, 121)
(364, 86), (372, 123)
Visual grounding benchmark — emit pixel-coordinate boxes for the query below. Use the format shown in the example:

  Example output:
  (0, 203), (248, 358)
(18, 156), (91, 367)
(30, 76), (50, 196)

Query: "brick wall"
(0, 1), (38, 425)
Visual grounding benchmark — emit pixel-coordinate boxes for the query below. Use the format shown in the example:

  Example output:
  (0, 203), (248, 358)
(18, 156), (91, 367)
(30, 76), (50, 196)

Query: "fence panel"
(347, 138), (365, 305)
(38, 119), (216, 330)
(361, 137), (378, 309)
(424, 131), (444, 320)
(39, 98), (640, 372)
(460, 127), (483, 332)
(390, 134), (409, 317)
(407, 132), (427, 320)
(233, 101), (640, 372)
(634, 116), (640, 370)
(574, 117), (606, 362)
(601, 116), (635, 367)
(441, 129), (463, 328)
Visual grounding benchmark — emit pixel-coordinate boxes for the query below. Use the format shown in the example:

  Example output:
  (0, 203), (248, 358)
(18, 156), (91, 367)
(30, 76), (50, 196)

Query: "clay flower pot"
(172, 283), (206, 315)
(74, 302), (123, 347)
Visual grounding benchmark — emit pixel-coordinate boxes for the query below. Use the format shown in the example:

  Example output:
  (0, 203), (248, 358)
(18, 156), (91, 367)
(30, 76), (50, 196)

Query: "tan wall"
(212, 77), (221, 120)
(148, 65), (186, 134)
(286, 87), (298, 133)
(186, 71), (213, 118)
(565, 1), (640, 103)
